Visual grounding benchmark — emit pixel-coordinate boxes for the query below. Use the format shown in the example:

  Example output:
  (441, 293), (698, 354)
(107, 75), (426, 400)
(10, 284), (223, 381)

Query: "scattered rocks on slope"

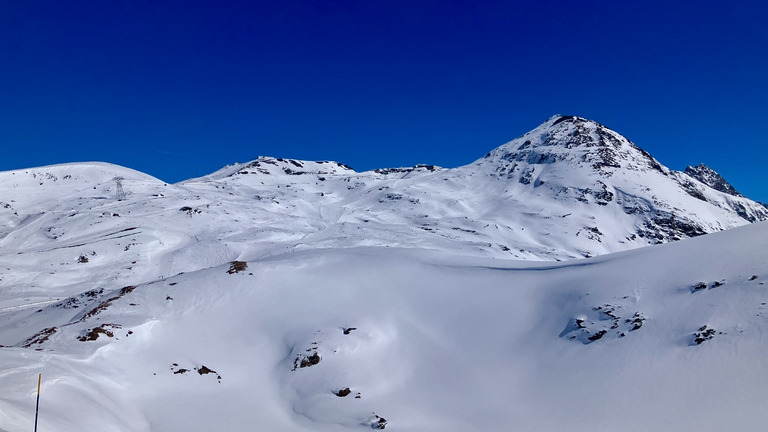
(692, 325), (717, 345)
(54, 288), (104, 309)
(587, 330), (607, 341)
(81, 285), (136, 320)
(368, 414), (388, 430)
(628, 312), (645, 330)
(172, 364), (189, 375)
(78, 324), (122, 342)
(560, 302), (646, 344)
(227, 261), (248, 274)
(179, 206), (202, 215)
(691, 281), (708, 292)
(689, 279), (727, 293)
(169, 363), (222, 382)
(293, 352), (321, 370)
(20, 327), (58, 348)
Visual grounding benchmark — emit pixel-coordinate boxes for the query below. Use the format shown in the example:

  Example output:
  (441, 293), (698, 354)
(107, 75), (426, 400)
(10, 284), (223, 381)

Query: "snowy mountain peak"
(188, 156), (356, 182)
(479, 115), (666, 178)
(684, 163), (743, 197)
(464, 116), (768, 248)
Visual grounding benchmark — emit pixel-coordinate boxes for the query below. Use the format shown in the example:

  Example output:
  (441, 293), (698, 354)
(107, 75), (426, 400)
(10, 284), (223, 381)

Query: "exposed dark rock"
(20, 327), (58, 348)
(684, 164), (743, 197)
(227, 261), (248, 274)
(677, 178), (708, 202)
(691, 282), (708, 292)
(693, 325), (716, 345)
(78, 324), (121, 342)
(81, 286), (137, 320)
(179, 206), (201, 215)
(196, 365), (217, 376)
(335, 387), (351, 397)
(587, 330), (607, 341)
(370, 414), (388, 430)
(293, 351), (321, 371)
(300, 352), (321, 368)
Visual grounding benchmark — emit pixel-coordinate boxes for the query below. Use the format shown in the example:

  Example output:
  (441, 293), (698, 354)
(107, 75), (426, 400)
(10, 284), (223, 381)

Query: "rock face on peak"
(684, 164), (743, 197)
(479, 115), (666, 177)
(468, 115), (768, 250)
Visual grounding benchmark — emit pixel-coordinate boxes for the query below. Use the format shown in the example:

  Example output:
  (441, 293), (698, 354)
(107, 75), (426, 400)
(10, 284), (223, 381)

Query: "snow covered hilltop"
(1, 115), (768, 431)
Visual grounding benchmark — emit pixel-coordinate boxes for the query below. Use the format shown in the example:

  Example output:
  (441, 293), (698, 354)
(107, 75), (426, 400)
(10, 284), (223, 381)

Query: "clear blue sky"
(1, 1), (766, 201)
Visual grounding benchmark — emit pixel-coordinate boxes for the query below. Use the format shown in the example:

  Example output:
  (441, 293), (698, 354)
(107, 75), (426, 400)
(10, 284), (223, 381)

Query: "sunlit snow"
(1, 116), (766, 431)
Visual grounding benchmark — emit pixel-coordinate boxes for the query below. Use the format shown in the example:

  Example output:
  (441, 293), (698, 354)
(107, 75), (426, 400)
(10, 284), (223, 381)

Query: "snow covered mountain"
(178, 114), (766, 260)
(1, 116), (767, 431)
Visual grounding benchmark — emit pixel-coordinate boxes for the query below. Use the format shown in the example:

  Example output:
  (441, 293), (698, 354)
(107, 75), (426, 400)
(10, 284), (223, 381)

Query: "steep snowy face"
(684, 163), (743, 197)
(468, 115), (768, 246)
(478, 115), (667, 179)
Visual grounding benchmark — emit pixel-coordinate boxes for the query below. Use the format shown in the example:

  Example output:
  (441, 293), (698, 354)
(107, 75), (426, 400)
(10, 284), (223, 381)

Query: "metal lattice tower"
(113, 177), (126, 201)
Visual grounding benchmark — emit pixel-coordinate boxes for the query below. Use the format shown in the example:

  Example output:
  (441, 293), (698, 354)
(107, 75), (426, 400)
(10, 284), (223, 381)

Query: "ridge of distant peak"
(227, 157), (355, 178)
(545, 114), (602, 128)
(684, 163), (743, 197)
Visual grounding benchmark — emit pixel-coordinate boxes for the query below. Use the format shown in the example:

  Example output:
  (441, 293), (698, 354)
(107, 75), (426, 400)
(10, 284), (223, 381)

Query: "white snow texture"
(1, 115), (767, 431)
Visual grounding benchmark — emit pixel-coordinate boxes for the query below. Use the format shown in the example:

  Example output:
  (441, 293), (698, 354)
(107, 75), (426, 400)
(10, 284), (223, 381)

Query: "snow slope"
(1, 116), (767, 431)
(1, 221), (767, 431)
(178, 115), (768, 260)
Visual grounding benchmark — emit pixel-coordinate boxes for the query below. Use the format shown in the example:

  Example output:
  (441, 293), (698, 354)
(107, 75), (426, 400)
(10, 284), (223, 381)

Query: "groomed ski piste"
(1, 116), (767, 431)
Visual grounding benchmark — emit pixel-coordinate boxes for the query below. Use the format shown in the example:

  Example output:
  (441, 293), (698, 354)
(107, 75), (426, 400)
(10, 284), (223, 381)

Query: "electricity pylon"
(113, 177), (126, 201)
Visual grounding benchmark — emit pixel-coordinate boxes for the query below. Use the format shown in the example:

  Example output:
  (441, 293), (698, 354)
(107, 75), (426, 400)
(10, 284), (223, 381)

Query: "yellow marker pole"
(34, 373), (41, 432)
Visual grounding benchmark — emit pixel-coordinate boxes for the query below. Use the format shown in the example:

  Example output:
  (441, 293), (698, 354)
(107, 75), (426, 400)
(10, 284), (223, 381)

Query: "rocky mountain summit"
(468, 115), (767, 249)
(684, 163), (743, 197)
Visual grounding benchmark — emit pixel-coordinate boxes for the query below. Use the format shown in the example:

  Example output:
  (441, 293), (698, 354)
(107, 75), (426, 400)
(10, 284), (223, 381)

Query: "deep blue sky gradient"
(1, 1), (766, 201)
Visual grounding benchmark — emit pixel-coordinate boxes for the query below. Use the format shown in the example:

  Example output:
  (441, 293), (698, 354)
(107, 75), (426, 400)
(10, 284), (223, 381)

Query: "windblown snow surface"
(1, 116), (767, 431)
